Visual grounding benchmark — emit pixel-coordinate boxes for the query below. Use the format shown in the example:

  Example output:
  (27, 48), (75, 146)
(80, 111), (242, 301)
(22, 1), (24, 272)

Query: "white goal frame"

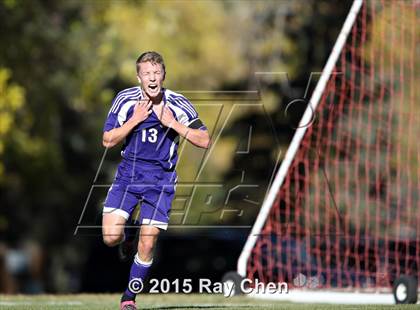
(234, 0), (396, 304)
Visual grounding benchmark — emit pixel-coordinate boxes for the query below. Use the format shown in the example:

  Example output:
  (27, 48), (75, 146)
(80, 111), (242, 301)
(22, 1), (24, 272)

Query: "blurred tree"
(0, 68), (26, 180)
(0, 0), (246, 291)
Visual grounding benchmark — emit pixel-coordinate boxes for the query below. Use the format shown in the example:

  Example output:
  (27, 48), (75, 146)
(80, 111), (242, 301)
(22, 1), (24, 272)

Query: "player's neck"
(143, 92), (163, 105)
(147, 92), (163, 105)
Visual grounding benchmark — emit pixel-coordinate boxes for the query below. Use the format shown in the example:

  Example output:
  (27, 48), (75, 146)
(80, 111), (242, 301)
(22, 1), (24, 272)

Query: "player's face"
(137, 61), (165, 99)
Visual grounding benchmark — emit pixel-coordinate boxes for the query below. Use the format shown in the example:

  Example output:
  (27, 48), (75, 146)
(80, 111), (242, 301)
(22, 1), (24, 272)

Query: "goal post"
(235, 0), (420, 304)
(238, 0), (363, 278)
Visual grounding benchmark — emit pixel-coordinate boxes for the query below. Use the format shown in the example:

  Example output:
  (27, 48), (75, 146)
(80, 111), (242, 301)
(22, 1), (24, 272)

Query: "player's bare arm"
(102, 100), (152, 148)
(159, 106), (211, 149)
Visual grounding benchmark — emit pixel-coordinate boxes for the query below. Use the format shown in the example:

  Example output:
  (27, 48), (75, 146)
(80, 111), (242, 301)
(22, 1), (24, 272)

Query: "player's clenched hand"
(132, 100), (152, 124)
(158, 106), (176, 128)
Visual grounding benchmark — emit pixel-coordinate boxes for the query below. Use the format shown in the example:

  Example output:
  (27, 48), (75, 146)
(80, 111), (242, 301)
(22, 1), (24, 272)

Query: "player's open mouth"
(148, 84), (158, 91)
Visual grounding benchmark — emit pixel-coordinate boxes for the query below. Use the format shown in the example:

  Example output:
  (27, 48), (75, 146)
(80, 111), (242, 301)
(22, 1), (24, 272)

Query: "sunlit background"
(0, 0), (352, 294)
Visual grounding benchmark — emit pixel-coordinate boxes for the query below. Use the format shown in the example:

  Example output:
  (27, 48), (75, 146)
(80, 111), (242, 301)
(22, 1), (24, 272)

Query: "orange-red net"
(247, 0), (420, 290)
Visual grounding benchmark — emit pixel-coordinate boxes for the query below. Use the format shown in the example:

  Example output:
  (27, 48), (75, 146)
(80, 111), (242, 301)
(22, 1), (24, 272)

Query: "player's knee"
(103, 234), (123, 247)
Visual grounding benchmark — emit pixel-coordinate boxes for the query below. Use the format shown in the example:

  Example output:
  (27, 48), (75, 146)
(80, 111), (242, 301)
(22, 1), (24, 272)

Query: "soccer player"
(101, 51), (210, 310)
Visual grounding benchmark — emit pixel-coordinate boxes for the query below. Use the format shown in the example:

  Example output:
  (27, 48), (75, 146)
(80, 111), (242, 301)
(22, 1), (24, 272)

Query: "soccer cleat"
(120, 300), (137, 310)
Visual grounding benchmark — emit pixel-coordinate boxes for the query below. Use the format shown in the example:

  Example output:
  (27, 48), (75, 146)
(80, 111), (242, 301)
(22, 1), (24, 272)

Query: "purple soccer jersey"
(103, 87), (206, 228)
(104, 87), (206, 170)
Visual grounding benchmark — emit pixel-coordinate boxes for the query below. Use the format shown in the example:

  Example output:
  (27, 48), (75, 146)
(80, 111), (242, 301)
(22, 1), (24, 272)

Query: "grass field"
(0, 294), (419, 310)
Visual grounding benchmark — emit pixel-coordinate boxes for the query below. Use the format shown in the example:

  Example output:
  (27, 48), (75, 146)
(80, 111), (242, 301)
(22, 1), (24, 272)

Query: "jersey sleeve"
(103, 108), (120, 132)
(103, 91), (138, 132)
(169, 95), (207, 130)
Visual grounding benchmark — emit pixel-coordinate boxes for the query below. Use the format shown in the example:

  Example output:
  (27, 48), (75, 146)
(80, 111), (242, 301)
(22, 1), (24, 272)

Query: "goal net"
(238, 0), (419, 303)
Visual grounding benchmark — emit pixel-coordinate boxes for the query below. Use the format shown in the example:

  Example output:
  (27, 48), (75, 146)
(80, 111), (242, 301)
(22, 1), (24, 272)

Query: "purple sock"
(124, 253), (153, 299)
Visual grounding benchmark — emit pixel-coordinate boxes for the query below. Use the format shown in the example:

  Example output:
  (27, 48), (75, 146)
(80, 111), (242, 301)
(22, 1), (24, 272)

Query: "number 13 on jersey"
(141, 128), (158, 143)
